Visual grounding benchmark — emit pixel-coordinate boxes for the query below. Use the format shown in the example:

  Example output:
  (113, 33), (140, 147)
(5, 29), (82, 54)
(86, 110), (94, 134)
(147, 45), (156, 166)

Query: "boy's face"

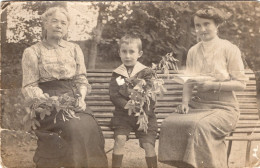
(119, 42), (143, 67)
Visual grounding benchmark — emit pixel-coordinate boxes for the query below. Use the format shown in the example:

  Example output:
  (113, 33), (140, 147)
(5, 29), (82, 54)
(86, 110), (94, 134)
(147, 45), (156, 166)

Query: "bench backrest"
(86, 69), (259, 139)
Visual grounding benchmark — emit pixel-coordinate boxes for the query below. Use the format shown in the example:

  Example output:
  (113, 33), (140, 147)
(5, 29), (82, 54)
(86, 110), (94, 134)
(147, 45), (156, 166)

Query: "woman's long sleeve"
(183, 49), (195, 102)
(22, 47), (45, 100)
(73, 44), (91, 94)
(226, 45), (248, 82)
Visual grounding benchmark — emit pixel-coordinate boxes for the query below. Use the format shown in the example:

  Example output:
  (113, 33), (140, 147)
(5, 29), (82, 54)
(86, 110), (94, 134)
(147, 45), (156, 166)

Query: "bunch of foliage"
(23, 93), (80, 131)
(124, 71), (166, 133)
(152, 52), (179, 74)
(124, 51), (177, 133)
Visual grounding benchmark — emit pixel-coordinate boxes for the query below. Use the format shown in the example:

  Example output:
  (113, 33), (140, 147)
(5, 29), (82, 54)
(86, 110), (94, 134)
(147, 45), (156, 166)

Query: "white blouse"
(186, 36), (248, 82)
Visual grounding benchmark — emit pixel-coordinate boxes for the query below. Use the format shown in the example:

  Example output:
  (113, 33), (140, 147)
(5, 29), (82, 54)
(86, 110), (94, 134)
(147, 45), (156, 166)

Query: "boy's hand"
(137, 113), (148, 133)
(124, 100), (136, 115)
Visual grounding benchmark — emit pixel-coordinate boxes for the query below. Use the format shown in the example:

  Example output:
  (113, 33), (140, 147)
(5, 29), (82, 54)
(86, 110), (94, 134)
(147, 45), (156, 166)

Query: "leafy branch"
(23, 93), (80, 131)
(124, 52), (178, 133)
(152, 52), (179, 74)
(124, 70), (167, 133)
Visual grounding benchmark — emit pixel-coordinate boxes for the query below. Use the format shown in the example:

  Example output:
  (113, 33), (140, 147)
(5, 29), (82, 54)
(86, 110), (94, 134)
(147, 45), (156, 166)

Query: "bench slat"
(238, 98), (258, 103)
(93, 113), (259, 121)
(95, 119), (260, 127)
(87, 79), (256, 84)
(87, 68), (253, 73)
(226, 135), (260, 141)
(90, 84), (185, 90)
(87, 72), (255, 79)
(100, 123), (260, 129)
(90, 106), (258, 114)
(103, 134), (260, 140)
(97, 124), (260, 138)
(86, 96), (257, 104)
(89, 90), (256, 96)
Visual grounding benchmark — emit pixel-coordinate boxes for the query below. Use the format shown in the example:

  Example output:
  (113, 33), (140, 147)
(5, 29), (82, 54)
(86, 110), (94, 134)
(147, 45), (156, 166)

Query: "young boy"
(109, 34), (158, 168)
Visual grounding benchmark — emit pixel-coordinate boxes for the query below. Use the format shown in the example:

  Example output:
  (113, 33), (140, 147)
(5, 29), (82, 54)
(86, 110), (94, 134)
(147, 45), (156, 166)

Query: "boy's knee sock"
(145, 155), (157, 168)
(112, 154), (123, 168)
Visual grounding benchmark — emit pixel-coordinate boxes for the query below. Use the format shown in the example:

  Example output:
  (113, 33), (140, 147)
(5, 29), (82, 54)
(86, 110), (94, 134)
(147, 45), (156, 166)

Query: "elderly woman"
(22, 7), (108, 168)
(158, 7), (248, 168)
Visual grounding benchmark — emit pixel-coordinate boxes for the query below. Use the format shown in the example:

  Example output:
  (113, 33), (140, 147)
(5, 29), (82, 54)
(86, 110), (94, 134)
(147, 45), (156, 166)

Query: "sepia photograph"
(1, 1), (260, 168)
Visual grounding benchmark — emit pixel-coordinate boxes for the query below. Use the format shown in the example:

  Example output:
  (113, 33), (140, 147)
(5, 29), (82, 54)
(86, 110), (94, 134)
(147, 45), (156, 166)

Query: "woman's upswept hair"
(191, 6), (226, 27)
(41, 7), (70, 39)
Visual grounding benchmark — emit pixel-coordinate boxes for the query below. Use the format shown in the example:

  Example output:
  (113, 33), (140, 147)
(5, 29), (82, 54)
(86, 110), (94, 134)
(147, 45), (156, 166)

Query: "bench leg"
(227, 139), (233, 166)
(106, 147), (114, 154)
(227, 132), (233, 167)
(245, 140), (252, 167)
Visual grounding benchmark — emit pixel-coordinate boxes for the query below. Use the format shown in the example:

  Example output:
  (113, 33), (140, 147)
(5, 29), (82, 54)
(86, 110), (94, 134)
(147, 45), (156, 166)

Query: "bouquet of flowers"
(23, 91), (80, 131)
(124, 70), (166, 133)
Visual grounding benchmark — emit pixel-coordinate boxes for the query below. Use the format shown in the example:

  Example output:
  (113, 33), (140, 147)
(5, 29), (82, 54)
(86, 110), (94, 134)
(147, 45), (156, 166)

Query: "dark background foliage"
(1, 1), (260, 108)
(1, 1), (259, 89)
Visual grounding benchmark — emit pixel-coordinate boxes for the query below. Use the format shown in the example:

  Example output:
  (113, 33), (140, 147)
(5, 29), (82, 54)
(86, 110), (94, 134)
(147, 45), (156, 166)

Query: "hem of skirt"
(158, 159), (195, 168)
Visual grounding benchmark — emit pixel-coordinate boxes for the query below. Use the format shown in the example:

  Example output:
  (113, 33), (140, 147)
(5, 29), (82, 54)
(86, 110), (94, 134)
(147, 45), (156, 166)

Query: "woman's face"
(194, 16), (218, 42)
(45, 11), (69, 40)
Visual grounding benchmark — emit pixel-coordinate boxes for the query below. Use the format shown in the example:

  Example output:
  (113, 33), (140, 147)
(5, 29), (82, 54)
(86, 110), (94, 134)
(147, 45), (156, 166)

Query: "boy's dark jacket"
(109, 62), (156, 117)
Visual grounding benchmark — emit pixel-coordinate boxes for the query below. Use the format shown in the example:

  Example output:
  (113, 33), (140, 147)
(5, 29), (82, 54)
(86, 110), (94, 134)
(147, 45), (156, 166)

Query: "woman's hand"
(176, 102), (189, 114)
(75, 97), (86, 112)
(196, 81), (218, 92)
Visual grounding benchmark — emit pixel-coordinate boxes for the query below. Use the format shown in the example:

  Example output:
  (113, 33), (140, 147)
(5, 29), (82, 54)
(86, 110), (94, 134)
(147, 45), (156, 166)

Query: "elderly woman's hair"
(41, 6), (70, 24)
(41, 7), (70, 39)
(191, 6), (226, 27)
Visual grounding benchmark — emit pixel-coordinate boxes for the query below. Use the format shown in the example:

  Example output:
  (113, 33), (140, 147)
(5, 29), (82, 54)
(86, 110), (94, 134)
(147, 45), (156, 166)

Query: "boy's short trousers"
(111, 114), (158, 147)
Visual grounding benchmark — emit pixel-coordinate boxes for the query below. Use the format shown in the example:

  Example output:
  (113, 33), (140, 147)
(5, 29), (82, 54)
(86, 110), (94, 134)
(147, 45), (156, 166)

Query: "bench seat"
(86, 69), (259, 166)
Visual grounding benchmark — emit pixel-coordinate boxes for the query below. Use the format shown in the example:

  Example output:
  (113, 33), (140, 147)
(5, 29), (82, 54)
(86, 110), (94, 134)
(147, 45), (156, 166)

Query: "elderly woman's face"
(194, 16), (218, 42)
(45, 11), (69, 39)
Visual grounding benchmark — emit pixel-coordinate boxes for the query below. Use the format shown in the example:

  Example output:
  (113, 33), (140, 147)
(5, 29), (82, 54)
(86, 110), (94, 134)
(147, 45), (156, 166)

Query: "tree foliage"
(98, 1), (259, 70)
(99, 2), (194, 68)
(2, 1), (260, 87)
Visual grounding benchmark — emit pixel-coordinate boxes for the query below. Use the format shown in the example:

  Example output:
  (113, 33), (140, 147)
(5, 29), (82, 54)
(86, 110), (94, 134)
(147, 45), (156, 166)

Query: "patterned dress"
(22, 40), (108, 168)
(158, 37), (248, 168)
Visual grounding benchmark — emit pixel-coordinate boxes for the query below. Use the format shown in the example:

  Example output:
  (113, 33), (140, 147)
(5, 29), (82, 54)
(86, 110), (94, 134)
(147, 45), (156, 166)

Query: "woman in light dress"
(158, 7), (248, 168)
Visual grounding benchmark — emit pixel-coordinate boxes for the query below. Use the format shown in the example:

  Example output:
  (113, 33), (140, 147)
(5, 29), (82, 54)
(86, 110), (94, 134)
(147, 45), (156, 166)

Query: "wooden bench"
(86, 69), (260, 167)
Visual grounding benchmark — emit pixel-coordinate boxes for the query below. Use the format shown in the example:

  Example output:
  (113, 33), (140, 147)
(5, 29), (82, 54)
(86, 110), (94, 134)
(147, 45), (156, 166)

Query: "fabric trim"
(42, 39), (67, 50)
(113, 62), (147, 78)
(130, 62), (147, 77)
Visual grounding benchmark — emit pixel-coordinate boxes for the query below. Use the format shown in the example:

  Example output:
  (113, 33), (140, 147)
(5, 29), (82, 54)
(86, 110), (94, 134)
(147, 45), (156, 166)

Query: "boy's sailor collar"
(113, 62), (147, 78)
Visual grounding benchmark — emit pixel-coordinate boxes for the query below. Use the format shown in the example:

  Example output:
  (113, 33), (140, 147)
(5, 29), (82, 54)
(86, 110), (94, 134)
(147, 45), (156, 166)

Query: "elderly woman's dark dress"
(22, 39), (108, 167)
(158, 37), (248, 168)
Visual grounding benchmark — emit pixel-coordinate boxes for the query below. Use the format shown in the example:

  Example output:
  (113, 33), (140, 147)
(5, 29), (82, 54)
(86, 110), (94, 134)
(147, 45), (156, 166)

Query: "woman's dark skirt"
(33, 80), (108, 168)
